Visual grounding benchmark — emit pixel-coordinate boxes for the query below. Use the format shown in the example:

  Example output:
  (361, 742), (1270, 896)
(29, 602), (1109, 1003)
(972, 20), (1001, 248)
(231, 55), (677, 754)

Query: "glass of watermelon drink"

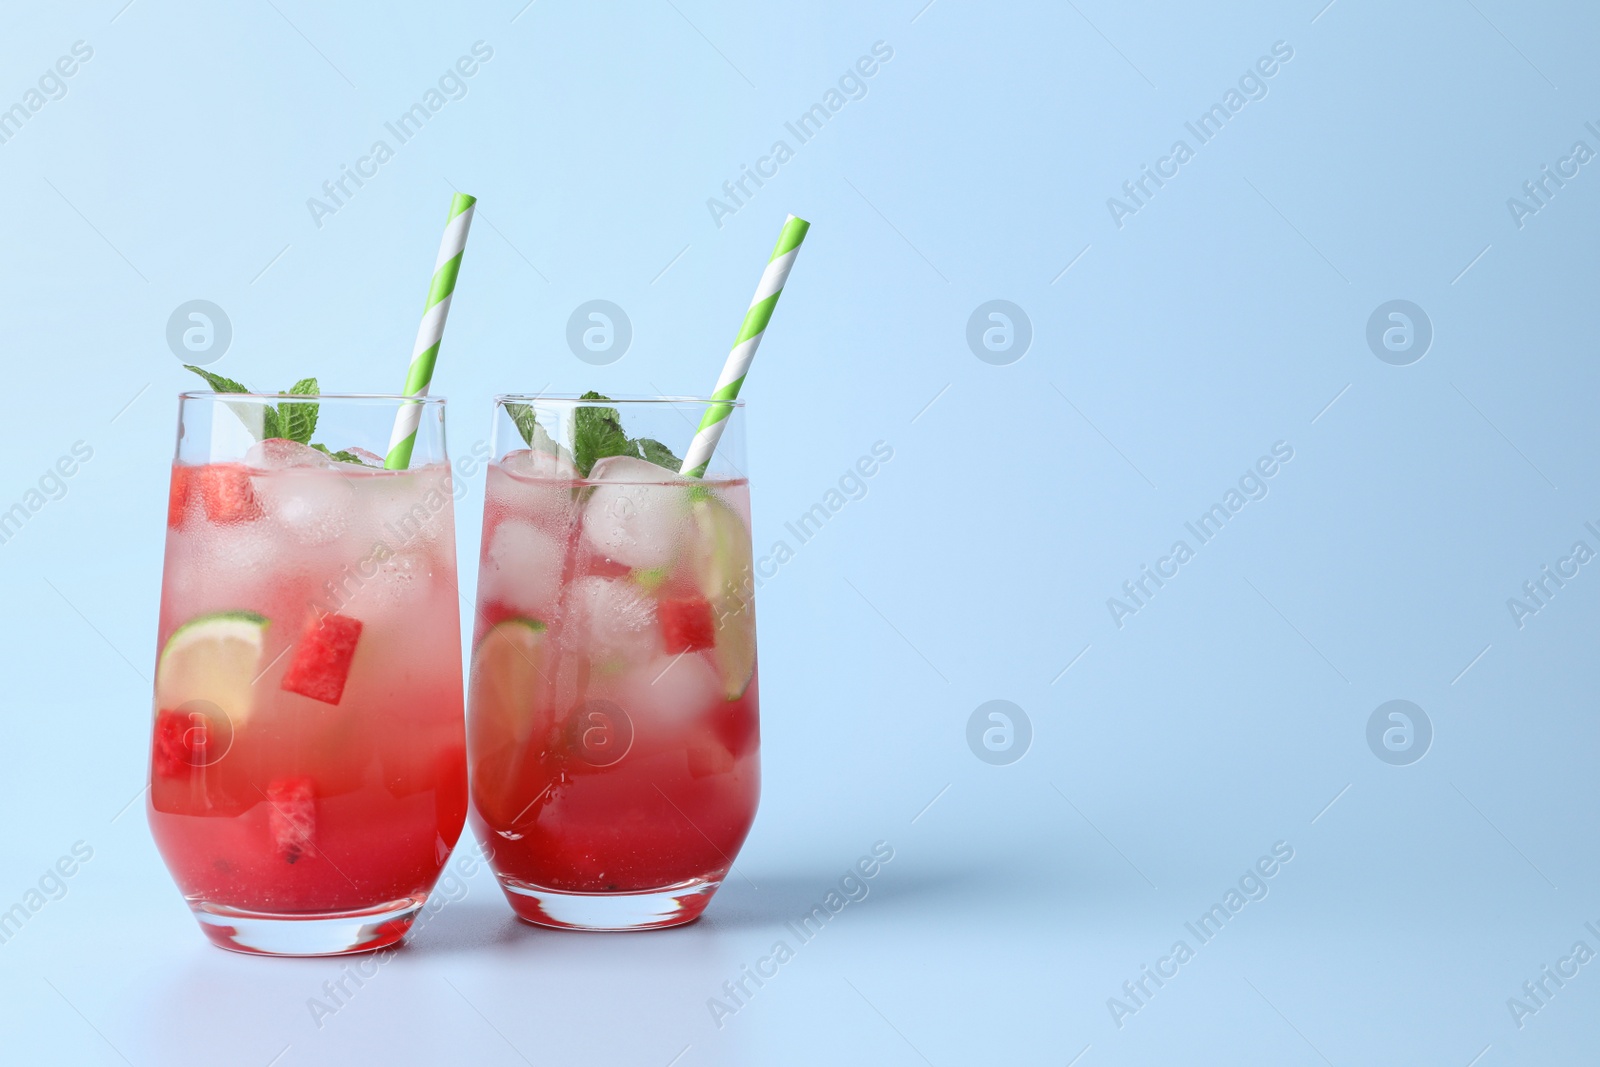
(468, 395), (759, 930)
(149, 393), (469, 955)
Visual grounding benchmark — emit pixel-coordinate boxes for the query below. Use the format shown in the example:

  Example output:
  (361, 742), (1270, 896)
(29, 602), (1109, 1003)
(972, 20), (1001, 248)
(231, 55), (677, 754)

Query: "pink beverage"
(467, 396), (760, 930)
(148, 394), (467, 955)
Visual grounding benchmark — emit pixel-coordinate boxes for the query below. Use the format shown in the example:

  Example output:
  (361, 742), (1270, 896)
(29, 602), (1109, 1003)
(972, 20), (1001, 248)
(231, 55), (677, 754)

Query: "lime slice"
(155, 612), (270, 726)
(630, 566), (669, 594)
(470, 618), (549, 743)
(689, 495), (757, 700)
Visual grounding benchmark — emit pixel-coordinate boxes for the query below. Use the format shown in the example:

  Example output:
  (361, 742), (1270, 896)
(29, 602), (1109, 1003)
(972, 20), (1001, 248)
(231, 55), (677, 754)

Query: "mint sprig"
(572, 392), (684, 476)
(183, 366), (362, 463)
(503, 392), (685, 476)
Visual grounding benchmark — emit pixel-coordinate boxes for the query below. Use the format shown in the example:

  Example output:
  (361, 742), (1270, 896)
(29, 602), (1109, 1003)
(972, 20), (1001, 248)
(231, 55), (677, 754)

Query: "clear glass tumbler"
(467, 395), (760, 930)
(148, 393), (468, 955)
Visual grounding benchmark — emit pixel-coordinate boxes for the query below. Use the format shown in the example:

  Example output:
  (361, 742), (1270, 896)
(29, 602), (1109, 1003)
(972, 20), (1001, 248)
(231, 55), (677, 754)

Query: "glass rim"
(494, 393), (744, 408)
(178, 391), (446, 403)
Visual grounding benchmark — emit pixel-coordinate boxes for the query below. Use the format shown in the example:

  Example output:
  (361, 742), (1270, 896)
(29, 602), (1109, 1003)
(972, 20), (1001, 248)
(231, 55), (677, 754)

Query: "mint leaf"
(504, 402), (540, 448)
(505, 403), (571, 463)
(311, 443), (363, 464)
(281, 377), (319, 444)
(183, 365), (251, 394)
(635, 437), (682, 472)
(185, 364), (282, 440)
(572, 391), (633, 476)
(568, 392), (686, 475)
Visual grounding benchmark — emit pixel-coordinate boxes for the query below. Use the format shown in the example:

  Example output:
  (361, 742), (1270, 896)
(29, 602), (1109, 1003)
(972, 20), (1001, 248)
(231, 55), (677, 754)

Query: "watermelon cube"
(281, 613), (363, 705)
(266, 777), (316, 863)
(166, 467), (194, 529)
(659, 597), (716, 653)
(198, 463), (261, 523)
(152, 708), (204, 776)
(686, 740), (736, 779)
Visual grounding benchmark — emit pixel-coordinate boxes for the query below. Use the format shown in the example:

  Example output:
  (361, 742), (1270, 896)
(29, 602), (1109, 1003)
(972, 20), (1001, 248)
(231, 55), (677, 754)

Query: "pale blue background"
(0, 0), (1596, 1063)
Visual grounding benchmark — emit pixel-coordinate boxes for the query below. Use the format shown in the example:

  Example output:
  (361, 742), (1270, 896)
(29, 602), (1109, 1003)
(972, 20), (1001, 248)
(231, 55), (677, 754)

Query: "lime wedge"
(155, 612), (270, 726)
(689, 495), (757, 700)
(630, 566), (669, 594)
(470, 618), (549, 743)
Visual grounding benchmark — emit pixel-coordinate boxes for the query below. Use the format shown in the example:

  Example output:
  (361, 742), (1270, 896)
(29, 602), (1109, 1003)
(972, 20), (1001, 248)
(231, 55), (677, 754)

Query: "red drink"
(149, 396), (467, 955)
(468, 397), (761, 930)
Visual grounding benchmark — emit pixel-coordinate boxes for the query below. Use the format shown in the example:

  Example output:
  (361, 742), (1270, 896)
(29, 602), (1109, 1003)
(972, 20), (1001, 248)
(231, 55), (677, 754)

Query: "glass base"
(499, 877), (721, 931)
(191, 897), (424, 956)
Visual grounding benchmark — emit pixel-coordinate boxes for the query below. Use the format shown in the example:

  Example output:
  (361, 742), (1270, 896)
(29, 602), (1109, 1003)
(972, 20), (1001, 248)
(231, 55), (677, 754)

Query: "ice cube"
(165, 521), (280, 611)
(361, 466), (453, 548)
(613, 652), (722, 727)
(501, 447), (579, 481)
(586, 454), (682, 481)
(359, 541), (449, 613)
(481, 519), (566, 620)
(580, 456), (690, 569)
(572, 575), (659, 665)
(488, 457), (580, 531)
(246, 438), (338, 470)
(343, 447), (385, 468)
(251, 467), (356, 545)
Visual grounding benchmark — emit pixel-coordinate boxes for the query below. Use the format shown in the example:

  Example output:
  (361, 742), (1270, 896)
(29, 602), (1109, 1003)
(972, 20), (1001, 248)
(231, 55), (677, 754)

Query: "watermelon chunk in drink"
(281, 613), (364, 705)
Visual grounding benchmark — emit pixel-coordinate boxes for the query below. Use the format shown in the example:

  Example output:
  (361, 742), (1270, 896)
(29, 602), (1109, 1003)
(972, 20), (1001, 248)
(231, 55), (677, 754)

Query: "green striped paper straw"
(679, 214), (810, 477)
(385, 192), (477, 470)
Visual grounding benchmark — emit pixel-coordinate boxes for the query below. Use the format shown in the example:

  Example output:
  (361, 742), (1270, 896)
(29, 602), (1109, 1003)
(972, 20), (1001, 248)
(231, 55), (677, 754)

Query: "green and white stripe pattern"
(385, 192), (477, 470)
(680, 214), (810, 478)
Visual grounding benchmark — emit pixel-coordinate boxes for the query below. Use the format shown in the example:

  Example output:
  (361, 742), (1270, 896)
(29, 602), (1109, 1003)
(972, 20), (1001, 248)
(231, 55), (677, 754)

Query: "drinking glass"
(467, 395), (760, 929)
(148, 393), (468, 955)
